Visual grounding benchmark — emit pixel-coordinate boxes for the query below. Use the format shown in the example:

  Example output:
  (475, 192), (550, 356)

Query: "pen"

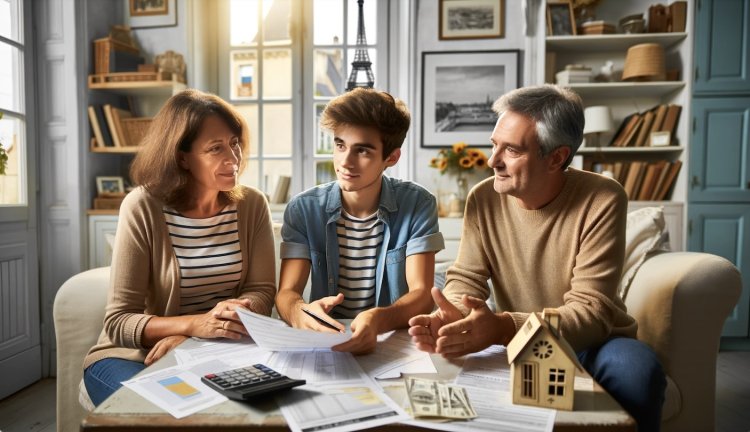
(302, 308), (344, 333)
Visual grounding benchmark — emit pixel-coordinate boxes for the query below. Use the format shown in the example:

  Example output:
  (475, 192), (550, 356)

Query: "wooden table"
(82, 339), (635, 432)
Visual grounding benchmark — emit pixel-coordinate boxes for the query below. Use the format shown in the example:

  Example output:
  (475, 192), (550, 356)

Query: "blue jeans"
(577, 337), (666, 432)
(84, 358), (146, 406)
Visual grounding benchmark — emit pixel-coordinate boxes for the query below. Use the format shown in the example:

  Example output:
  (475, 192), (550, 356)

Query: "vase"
(448, 176), (469, 217)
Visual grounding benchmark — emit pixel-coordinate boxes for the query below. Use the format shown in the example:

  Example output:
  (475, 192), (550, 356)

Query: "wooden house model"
(506, 308), (583, 411)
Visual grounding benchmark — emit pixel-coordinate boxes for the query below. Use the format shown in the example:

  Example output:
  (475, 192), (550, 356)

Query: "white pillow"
(618, 207), (670, 300)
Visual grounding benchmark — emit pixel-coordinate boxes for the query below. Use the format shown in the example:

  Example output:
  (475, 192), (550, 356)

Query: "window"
(521, 362), (536, 399)
(0, 0), (27, 206)
(221, 0), (387, 197)
(548, 368), (566, 397)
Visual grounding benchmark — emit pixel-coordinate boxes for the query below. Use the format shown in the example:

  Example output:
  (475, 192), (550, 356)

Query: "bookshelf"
(538, 1), (693, 250)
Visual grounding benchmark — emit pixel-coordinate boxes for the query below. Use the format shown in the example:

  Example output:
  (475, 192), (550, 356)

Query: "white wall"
(412, 0), (527, 193)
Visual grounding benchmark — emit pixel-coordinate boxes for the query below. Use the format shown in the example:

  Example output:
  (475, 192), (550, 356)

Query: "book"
(660, 104), (683, 139)
(110, 106), (134, 146)
(650, 104), (669, 134)
(87, 106), (104, 148)
(102, 105), (121, 147)
(654, 161), (683, 200)
(623, 161), (645, 199)
(271, 175), (291, 204)
(610, 113), (639, 147)
(619, 115), (643, 147)
(650, 161), (673, 201)
(635, 110), (655, 147)
(89, 105), (113, 147)
(638, 161), (667, 200)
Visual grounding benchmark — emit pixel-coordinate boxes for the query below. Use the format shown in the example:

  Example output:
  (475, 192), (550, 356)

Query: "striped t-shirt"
(332, 210), (384, 318)
(164, 204), (242, 315)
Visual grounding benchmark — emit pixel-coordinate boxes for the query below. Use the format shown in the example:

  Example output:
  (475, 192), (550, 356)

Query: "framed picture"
(126, 0), (177, 29)
(96, 176), (125, 196)
(421, 50), (519, 148)
(439, 0), (504, 40)
(546, 1), (576, 36)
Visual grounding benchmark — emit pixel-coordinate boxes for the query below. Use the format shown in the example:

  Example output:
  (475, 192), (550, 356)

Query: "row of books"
(610, 104), (682, 147)
(87, 104), (139, 148)
(592, 160), (683, 201)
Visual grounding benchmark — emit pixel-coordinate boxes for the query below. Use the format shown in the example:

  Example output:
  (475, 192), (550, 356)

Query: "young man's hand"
(332, 309), (378, 354)
(291, 293), (346, 333)
(408, 287), (464, 353)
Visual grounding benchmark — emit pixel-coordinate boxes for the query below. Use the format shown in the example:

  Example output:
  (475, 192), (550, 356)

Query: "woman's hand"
(189, 298), (254, 339)
(145, 335), (188, 366)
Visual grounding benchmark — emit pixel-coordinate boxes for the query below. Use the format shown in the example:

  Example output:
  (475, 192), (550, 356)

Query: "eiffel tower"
(346, 0), (375, 91)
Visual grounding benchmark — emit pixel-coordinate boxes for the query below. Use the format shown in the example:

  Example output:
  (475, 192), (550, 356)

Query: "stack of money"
(405, 377), (477, 419)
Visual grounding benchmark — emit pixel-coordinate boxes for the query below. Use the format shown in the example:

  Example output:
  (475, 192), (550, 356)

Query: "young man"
(409, 85), (665, 432)
(276, 88), (444, 354)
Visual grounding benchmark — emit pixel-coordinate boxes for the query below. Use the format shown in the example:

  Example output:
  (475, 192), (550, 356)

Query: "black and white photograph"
(439, 0), (504, 40)
(546, 1), (576, 36)
(126, 0), (176, 28)
(421, 51), (519, 148)
(96, 176), (125, 195)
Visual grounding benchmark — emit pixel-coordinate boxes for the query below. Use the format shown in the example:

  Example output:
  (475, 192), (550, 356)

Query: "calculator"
(201, 363), (306, 401)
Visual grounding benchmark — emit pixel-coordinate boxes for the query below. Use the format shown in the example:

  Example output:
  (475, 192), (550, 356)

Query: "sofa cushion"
(619, 207), (669, 301)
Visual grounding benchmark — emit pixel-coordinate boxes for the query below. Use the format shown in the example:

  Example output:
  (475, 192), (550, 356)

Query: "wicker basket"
(93, 37), (140, 75)
(120, 117), (153, 147)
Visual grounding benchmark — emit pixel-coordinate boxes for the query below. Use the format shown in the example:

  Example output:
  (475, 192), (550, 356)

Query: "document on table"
(236, 307), (351, 351)
(272, 350), (409, 432)
(122, 361), (228, 419)
(357, 330), (437, 379)
(455, 344), (511, 392)
(173, 339), (271, 366)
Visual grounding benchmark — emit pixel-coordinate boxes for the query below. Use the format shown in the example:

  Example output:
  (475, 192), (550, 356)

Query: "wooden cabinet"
(87, 211), (118, 269)
(693, 0), (750, 94)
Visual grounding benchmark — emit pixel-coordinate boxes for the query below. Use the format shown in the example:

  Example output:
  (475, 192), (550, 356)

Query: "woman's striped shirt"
(163, 204), (242, 315)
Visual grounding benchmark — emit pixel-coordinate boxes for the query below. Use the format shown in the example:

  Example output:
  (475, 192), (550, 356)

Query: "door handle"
(691, 176), (701, 188)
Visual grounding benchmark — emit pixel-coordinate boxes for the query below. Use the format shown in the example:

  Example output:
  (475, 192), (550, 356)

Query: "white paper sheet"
(272, 350), (409, 432)
(173, 339), (270, 367)
(357, 330), (436, 379)
(236, 307), (351, 351)
(122, 363), (227, 419)
(455, 345), (511, 392)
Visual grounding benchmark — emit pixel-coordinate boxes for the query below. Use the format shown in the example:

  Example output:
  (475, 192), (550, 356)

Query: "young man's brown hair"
(320, 88), (411, 159)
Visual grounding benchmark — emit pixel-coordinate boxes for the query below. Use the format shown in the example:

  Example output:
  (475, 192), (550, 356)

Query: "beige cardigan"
(83, 186), (276, 369)
(444, 169), (638, 352)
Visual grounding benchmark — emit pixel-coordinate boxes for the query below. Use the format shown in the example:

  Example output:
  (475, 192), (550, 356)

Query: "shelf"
(576, 146), (684, 155)
(546, 32), (688, 52)
(88, 75), (186, 97)
(87, 209), (119, 216)
(566, 82), (685, 98)
(90, 145), (140, 154)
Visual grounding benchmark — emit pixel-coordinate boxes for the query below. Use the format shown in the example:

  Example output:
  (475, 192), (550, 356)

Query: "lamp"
(583, 105), (613, 147)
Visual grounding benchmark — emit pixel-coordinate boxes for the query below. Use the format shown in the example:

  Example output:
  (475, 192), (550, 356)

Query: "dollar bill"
(405, 377), (477, 419)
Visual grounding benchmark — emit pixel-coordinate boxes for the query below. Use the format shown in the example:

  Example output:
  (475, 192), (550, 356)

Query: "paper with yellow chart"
(269, 350), (409, 432)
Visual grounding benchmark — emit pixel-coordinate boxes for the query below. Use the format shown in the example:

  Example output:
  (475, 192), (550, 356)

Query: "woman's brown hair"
(130, 89), (249, 210)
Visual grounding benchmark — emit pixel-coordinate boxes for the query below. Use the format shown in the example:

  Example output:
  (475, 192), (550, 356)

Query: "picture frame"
(439, 0), (504, 40)
(649, 131), (672, 147)
(125, 0), (177, 29)
(421, 50), (519, 148)
(546, 1), (576, 36)
(96, 176), (125, 196)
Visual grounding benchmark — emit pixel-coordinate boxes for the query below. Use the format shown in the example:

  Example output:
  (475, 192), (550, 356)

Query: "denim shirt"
(280, 176), (445, 307)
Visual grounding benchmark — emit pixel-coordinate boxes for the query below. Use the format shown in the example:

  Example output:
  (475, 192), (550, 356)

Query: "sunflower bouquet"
(429, 142), (490, 175)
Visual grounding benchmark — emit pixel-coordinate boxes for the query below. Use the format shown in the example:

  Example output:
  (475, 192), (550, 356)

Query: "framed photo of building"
(546, 1), (576, 36)
(421, 50), (519, 148)
(96, 176), (125, 196)
(126, 0), (177, 28)
(439, 0), (504, 40)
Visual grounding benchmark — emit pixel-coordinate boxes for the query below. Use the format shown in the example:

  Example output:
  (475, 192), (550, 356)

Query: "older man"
(409, 85), (665, 432)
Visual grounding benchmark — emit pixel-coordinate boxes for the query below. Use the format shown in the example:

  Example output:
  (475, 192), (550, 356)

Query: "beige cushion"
(619, 207), (669, 300)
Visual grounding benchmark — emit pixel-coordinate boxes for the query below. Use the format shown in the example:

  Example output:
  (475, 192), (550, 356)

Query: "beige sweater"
(444, 168), (637, 352)
(83, 186), (276, 369)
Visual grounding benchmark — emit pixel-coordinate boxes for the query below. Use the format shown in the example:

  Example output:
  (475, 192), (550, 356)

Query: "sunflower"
(437, 158), (448, 171)
(452, 141), (467, 154)
(474, 155), (488, 169)
(459, 156), (474, 169)
(467, 149), (483, 160)
(429, 157), (440, 168)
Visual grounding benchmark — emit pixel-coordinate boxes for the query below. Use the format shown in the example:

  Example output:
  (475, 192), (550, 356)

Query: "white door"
(0, 0), (41, 399)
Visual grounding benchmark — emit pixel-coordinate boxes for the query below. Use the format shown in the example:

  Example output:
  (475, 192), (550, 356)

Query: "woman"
(83, 89), (276, 406)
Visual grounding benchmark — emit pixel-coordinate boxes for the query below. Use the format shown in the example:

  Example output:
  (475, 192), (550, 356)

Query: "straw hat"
(622, 43), (666, 81)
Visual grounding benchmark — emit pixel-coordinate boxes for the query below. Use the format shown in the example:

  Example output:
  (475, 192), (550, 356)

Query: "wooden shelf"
(87, 209), (119, 216)
(88, 75), (186, 96)
(566, 82), (685, 98)
(90, 145), (140, 154)
(576, 146), (684, 155)
(546, 32), (688, 52)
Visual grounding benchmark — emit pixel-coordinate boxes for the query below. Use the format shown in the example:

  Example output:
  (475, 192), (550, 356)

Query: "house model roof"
(506, 311), (584, 372)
